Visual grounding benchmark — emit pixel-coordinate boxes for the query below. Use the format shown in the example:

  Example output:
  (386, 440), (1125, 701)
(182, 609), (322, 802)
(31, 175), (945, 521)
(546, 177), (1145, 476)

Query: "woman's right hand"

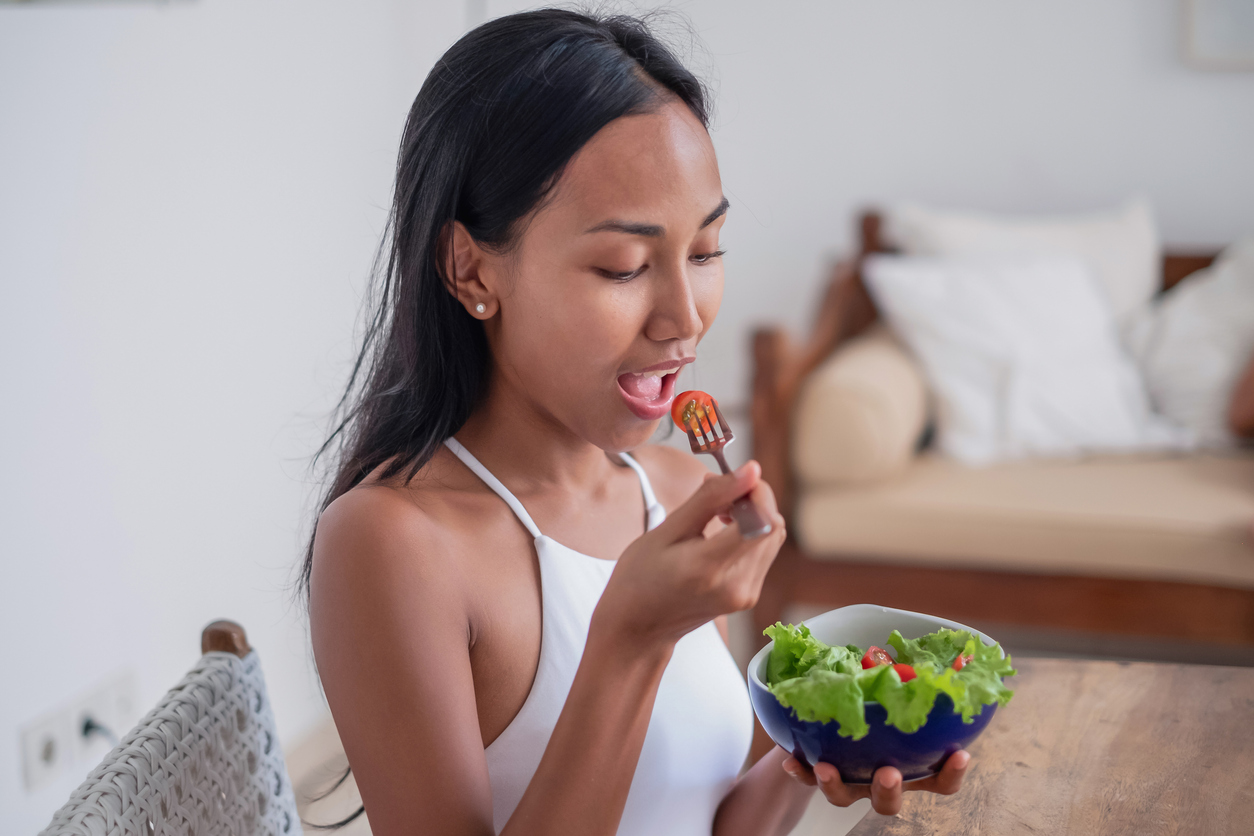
(591, 460), (787, 651)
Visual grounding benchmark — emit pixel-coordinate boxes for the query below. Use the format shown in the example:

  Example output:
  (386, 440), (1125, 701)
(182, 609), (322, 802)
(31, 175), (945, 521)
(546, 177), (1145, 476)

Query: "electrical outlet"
(72, 670), (139, 767)
(20, 709), (74, 793)
(20, 669), (142, 795)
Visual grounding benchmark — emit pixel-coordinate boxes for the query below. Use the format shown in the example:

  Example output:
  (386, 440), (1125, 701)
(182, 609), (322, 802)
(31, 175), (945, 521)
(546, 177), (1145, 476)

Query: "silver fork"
(677, 396), (773, 539)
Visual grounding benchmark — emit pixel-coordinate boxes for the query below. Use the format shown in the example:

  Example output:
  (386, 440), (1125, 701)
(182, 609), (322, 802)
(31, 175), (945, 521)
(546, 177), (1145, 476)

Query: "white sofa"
(749, 212), (1254, 647)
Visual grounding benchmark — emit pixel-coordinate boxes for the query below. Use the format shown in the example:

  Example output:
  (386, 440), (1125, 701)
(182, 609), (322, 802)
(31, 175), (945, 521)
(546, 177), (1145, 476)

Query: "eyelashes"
(598, 249), (727, 282)
(601, 266), (646, 282)
(691, 249), (727, 265)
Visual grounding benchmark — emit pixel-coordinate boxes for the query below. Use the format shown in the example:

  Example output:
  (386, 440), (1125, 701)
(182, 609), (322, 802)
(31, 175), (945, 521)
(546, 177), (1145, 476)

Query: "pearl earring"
(475, 303), (486, 314)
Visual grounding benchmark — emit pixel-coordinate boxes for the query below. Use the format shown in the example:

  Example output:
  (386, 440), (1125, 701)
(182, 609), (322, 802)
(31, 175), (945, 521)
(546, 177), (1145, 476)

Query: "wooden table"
(848, 658), (1254, 836)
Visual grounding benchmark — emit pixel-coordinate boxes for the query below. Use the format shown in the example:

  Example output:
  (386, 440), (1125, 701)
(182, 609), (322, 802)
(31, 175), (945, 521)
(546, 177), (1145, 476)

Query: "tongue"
(619, 372), (663, 400)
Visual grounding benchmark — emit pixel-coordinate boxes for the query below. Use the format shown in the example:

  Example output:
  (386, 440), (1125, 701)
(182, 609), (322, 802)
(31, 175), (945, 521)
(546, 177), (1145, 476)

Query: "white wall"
(0, 2), (463, 830)
(483, 0), (1254, 401)
(4, 0), (1254, 829)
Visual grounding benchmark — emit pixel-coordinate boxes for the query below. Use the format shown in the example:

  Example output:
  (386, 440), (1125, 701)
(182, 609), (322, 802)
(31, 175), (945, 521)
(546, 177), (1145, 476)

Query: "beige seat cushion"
(793, 325), (929, 486)
(796, 451), (1254, 589)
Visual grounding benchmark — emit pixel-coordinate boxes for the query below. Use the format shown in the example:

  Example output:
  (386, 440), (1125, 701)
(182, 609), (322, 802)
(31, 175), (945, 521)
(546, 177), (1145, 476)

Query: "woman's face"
(471, 97), (726, 452)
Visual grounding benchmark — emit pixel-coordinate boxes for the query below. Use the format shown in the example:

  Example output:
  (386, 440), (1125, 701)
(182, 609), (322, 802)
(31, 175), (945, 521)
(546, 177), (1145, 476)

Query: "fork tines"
(682, 397), (734, 453)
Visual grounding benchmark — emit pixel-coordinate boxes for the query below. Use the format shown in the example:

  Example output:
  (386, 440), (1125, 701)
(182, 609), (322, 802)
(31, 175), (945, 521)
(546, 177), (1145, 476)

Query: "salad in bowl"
(748, 604), (1016, 783)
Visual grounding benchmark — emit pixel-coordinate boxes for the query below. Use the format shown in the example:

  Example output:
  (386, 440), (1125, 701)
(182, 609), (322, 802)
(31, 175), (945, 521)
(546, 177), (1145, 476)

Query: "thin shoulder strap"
(617, 452), (668, 531)
(443, 437), (543, 539)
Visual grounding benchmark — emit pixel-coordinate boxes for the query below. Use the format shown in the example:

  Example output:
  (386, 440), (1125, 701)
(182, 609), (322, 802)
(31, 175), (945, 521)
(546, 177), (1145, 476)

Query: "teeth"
(637, 367), (680, 379)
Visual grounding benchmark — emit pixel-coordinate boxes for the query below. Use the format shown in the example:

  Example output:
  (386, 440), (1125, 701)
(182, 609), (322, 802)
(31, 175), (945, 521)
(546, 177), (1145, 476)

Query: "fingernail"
(734, 462), (752, 478)
(782, 763), (798, 777)
(880, 772), (900, 789)
(953, 751), (971, 769)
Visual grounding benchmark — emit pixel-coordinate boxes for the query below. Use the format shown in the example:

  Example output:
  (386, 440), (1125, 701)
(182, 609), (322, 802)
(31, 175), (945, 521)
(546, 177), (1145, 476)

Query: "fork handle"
(710, 449), (773, 540)
(730, 495), (773, 540)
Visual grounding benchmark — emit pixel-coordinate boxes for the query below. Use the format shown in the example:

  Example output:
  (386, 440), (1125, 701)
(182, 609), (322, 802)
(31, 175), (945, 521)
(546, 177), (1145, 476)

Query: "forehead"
(541, 98), (723, 232)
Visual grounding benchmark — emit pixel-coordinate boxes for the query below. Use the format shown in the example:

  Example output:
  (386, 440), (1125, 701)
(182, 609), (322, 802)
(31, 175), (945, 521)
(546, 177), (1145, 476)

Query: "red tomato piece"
(893, 663), (917, 682)
(952, 653), (974, 671)
(861, 646), (894, 669)
(671, 390), (715, 431)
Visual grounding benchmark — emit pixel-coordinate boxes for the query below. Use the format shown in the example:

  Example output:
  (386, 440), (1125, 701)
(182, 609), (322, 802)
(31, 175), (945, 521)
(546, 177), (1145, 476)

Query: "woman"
(303, 10), (970, 835)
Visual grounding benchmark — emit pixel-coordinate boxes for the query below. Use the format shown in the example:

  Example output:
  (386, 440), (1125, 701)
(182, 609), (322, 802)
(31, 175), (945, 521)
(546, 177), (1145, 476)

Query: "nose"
(644, 259), (704, 344)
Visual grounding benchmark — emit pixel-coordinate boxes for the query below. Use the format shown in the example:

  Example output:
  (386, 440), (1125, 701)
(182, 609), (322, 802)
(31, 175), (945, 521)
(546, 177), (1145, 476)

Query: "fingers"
(703, 474), (781, 534)
(702, 473), (736, 527)
(661, 460), (762, 540)
(869, 767), (904, 816)
(697, 519), (784, 606)
(780, 756), (817, 787)
(745, 478), (786, 538)
(904, 750), (970, 796)
(811, 761), (870, 807)
(796, 752), (972, 817)
(693, 494), (785, 612)
(748, 474), (781, 521)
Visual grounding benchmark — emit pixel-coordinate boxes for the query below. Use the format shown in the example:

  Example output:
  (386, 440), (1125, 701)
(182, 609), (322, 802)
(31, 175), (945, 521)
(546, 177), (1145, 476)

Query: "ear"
(443, 220), (498, 319)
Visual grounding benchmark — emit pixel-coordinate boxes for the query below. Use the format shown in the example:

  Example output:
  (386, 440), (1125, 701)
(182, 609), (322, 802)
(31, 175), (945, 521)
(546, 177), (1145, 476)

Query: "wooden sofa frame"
(748, 211), (1254, 647)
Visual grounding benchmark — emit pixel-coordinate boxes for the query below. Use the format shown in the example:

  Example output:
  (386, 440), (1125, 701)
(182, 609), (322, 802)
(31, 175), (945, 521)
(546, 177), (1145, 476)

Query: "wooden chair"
(747, 211), (1254, 648)
(39, 621), (303, 836)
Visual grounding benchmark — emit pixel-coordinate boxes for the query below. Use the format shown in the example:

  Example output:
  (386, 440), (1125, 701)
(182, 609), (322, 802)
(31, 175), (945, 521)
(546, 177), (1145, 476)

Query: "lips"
(617, 362), (688, 420)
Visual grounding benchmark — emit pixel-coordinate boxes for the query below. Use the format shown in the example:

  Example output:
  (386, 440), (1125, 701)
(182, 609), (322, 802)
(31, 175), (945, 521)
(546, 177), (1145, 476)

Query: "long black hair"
(298, 8), (709, 828)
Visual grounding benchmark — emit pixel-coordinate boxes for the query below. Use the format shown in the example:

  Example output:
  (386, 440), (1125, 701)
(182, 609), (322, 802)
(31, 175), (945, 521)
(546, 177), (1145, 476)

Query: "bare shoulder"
(314, 483), (446, 576)
(309, 454), (475, 638)
(626, 442), (713, 513)
(312, 446), (478, 576)
(307, 457), (497, 834)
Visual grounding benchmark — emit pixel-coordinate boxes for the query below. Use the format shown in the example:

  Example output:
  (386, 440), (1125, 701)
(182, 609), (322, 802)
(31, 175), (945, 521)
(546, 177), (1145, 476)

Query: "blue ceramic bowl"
(748, 604), (1006, 784)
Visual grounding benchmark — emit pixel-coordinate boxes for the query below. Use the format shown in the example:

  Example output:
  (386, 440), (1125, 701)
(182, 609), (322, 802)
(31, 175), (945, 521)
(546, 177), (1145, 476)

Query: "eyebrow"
(584, 196), (730, 237)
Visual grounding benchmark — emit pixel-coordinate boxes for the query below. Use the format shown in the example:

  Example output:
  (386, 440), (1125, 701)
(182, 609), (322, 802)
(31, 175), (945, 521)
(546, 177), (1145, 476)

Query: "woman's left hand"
(780, 750), (971, 817)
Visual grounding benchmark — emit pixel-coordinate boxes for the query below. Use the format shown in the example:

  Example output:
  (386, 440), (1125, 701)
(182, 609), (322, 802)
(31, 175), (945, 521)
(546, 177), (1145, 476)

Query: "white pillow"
(1125, 235), (1254, 446)
(862, 254), (1190, 465)
(885, 199), (1160, 323)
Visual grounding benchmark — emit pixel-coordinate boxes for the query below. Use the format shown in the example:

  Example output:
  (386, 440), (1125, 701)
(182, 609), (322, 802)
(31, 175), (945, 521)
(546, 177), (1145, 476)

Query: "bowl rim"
(747, 603), (1003, 707)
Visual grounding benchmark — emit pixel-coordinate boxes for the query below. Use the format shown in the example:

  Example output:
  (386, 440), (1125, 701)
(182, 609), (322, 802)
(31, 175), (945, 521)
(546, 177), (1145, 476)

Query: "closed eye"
(596, 249), (725, 282)
(596, 266), (646, 282)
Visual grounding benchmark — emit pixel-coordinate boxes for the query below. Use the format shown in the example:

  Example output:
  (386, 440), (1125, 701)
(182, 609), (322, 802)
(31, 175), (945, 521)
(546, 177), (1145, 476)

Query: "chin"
(579, 409), (662, 455)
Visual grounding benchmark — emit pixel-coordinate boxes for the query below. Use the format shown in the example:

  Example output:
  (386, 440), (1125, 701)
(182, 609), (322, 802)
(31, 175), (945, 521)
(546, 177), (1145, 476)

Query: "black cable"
(81, 715), (120, 748)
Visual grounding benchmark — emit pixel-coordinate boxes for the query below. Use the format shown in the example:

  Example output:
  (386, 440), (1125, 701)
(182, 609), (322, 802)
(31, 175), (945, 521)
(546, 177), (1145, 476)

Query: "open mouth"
(617, 364), (686, 420)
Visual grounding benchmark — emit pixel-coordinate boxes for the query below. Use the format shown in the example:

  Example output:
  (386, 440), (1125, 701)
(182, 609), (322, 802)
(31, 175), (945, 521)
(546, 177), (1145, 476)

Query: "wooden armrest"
(202, 620), (251, 658)
(751, 257), (881, 520)
(751, 326), (798, 518)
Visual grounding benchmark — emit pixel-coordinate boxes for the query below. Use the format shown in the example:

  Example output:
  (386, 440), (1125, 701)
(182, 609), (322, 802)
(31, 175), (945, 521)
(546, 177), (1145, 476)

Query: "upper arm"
(309, 488), (494, 836)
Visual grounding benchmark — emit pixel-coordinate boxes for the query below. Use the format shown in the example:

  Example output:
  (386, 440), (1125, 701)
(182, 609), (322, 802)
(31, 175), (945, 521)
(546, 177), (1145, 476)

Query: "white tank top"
(443, 437), (754, 835)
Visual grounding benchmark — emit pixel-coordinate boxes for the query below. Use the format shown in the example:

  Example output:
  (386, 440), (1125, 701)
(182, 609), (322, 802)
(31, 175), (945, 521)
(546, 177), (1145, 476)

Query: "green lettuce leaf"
(763, 622), (862, 681)
(953, 635), (1017, 716)
(763, 623), (1016, 738)
(769, 670), (870, 739)
(887, 628), (968, 669)
(866, 667), (940, 733)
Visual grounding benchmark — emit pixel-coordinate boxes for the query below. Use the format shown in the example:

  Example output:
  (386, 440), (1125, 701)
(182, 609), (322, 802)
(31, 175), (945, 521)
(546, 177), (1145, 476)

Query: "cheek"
(502, 271), (635, 386)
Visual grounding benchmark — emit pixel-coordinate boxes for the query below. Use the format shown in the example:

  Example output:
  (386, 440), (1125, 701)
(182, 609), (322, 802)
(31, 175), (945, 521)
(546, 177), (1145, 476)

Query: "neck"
(452, 373), (622, 494)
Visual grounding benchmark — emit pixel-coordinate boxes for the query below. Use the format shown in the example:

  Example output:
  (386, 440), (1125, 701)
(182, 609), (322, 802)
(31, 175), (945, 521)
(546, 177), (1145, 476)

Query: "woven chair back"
(39, 646), (303, 836)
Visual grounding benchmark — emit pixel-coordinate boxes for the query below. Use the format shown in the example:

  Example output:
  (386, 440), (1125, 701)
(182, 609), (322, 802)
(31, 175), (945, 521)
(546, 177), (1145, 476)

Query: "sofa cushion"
(792, 325), (929, 486)
(862, 253), (1187, 465)
(1125, 234), (1254, 446)
(883, 198), (1160, 323)
(795, 451), (1254, 589)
